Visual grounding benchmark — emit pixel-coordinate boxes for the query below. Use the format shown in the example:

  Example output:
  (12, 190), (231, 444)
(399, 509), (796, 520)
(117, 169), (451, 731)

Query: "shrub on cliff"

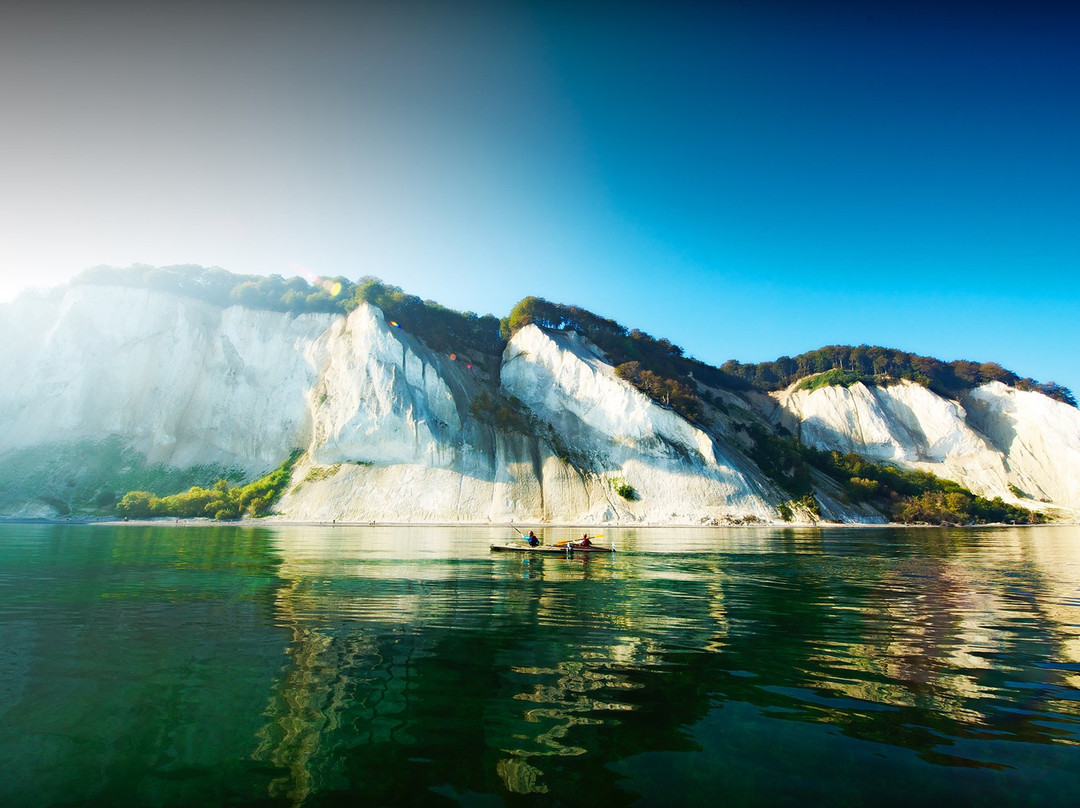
(804, 448), (1045, 525)
(116, 450), (302, 520)
(348, 278), (504, 360)
(891, 491), (1043, 525)
(614, 361), (702, 422)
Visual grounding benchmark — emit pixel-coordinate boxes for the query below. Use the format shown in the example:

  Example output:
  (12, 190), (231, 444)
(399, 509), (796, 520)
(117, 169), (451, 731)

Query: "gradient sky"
(2, 0), (1078, 395)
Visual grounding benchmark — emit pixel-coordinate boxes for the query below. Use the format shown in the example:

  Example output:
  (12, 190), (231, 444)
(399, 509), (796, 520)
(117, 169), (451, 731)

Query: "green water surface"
(1, 523), (1078, 806)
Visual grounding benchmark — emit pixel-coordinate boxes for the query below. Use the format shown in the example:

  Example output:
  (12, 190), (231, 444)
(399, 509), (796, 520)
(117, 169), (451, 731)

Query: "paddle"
(556, 535), (604, 546)
(512, 525), (543, 545)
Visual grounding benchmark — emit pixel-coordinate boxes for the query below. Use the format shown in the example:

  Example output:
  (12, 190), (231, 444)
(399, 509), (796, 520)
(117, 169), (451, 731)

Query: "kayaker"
(579, 534), (592, 547)
(528, 531), (540, 547)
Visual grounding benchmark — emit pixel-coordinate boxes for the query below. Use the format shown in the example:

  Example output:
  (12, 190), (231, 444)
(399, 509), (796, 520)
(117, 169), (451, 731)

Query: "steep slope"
(280, 318), (783, 524)
(274, 302), (513, 522)
(499, 325), (779, 523)
(768, 379), (1080, 514)
(0, 285), (336, 516)
(0, 284), (335, 467)
(964, 382), (1080, 510)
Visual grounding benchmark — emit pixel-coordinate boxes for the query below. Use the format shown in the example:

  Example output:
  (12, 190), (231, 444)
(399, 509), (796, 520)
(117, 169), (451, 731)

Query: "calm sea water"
(1, 522), (1079, 807)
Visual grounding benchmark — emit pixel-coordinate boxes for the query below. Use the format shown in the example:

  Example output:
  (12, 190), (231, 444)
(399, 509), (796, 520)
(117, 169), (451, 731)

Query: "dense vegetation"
(468, 391), (536, 434)
(805, 447), (1045, 525)
(613, 361), (702, 422)
(0, 437), (244, 517)
(794, 368), (878, 393)
(75, 265), (352, 314)
(737, 422), (1044, 525)
(116, 450), (302, 520)
(740, 423), (815, 498)
(351, 278), (503, 360)
(722, 345), (1075, 406)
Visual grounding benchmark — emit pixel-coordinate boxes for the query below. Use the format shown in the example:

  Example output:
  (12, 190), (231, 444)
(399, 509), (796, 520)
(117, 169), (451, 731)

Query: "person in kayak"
(528, 531), (540, 547)
(578, 534), (592, 548)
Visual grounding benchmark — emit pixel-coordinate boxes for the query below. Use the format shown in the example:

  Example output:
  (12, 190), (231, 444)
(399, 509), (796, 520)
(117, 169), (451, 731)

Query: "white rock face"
(965, 382), (1080, 510)
(304, 304), (464, 468)
(771, 379), (1080, 513)
(500, 325), (778, 523)
(276, 321), (786, 524)
(0, 284), (335, 471)
(2, 284), (1077, 522)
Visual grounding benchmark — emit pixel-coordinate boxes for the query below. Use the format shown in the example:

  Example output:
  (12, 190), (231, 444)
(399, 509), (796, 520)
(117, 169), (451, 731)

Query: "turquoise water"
(2, 523), (1079, 806)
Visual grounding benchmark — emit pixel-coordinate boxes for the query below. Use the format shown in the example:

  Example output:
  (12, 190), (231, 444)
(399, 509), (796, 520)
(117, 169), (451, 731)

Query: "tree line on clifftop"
(720, 347), (1076, 406)
(75, 265), (1074, 407)
(500, 296), (1075, 408)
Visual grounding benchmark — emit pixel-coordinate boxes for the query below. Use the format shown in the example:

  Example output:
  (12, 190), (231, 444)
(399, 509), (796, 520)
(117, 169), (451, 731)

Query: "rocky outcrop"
(965, 382), (1080, 511)
(769, 380), (1080, 515)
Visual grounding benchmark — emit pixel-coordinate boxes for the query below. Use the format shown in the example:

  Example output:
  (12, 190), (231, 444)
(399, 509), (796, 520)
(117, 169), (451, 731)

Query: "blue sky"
(2, 0), (1077, 395)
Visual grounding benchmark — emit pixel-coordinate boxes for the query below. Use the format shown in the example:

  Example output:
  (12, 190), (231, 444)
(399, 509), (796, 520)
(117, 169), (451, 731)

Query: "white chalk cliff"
(278, 316), (781, 524)
(0, 284), (335, 470)
(1, 282), (1077, 522)
(769, 380), (1080, 515)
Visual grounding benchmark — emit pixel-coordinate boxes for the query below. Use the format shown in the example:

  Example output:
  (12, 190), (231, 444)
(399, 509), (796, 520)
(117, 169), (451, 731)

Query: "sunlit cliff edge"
(1, 279), (1077, 524)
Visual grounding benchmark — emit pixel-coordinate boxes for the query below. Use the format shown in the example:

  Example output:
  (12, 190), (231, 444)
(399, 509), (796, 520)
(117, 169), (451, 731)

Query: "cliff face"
(0, 286), (339, 517)
(0, 284), (334, 469)
(277, 317), (781, 524)
(965, 383), (1080, 510)
(0, 286), (786, 522)
(1, 284), (1076, 522)
(769, 380), (1080, 514)
(498, 325), (777, 523)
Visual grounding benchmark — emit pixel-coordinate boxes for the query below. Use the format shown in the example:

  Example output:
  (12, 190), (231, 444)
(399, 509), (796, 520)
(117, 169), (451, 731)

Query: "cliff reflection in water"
(252, 528), (656, 802)
(250, 525), (1080, 804)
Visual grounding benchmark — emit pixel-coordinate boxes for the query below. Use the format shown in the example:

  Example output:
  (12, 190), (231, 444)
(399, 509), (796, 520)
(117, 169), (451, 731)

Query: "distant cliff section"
(0, 266), (1076, 524)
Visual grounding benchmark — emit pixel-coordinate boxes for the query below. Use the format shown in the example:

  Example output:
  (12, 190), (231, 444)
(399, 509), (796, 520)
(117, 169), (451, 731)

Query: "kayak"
(490, 542), (615, 554)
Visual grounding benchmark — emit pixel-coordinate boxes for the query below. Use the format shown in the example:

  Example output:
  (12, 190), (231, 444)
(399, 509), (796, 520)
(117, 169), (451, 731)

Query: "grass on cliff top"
(794, 368), (881, 393)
